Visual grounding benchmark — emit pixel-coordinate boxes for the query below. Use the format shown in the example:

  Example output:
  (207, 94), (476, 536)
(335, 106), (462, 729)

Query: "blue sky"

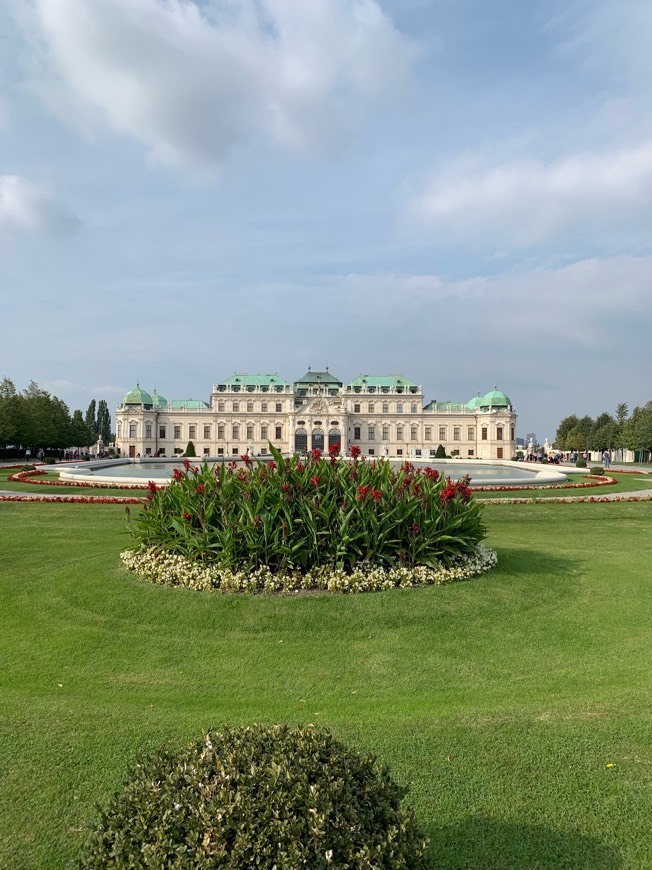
(1, 0), (651, 442)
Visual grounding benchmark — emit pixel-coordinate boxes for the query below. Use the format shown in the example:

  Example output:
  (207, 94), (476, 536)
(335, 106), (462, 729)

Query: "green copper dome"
(152, 390), (168, 408)
(480, 388), (512, 409)
(122, 385), (153, 406)
(466, 393), (483, 410)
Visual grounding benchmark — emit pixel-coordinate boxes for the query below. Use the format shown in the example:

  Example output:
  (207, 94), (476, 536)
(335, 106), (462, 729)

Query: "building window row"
(216, 400), (284, 413)
(352, 401), (420, 414)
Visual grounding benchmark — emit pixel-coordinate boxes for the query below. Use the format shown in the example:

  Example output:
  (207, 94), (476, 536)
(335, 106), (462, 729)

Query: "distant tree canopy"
(0, 377), (114, 453)
(554, 401), (652, 453)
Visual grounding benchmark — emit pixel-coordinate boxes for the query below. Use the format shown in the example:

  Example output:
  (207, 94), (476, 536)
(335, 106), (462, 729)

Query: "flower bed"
(122, 447), (494, 594)
(474, 474), (616, 492)
(8, 469), (148, 490)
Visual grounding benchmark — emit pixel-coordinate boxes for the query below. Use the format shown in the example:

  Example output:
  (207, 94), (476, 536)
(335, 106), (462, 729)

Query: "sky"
(1, 0), (651, 442)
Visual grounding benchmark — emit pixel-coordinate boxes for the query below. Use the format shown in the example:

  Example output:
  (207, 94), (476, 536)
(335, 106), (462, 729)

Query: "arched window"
(328, 428), (341, 450)
(311, 428), (324, 452)
(295, 427), (307, 454)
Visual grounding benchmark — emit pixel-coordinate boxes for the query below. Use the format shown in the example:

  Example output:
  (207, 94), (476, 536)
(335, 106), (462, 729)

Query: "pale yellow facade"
(115, 372), (517, 461)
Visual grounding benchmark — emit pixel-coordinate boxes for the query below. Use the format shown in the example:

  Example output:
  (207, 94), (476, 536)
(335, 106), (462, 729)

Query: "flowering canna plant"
(126, 444), (488, 582)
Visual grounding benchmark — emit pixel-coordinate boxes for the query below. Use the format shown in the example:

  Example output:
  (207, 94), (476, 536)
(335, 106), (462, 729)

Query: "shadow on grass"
(491, 546), (581, 577)
(427, 816), (622, 869)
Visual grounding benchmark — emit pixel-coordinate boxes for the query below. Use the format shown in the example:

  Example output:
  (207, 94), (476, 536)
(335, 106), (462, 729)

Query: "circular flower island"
(122, 445), (497, 594)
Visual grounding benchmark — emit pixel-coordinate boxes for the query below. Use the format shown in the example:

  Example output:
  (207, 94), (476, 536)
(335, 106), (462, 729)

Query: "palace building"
(115, 370), (517, 460)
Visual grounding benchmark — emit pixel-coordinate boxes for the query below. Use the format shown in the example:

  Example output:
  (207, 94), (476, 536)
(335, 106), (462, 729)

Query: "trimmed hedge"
(79, 725), (429, 868)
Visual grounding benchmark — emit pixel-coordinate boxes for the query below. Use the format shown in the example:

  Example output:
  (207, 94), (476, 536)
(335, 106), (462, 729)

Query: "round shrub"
(80, 725), (429, 868)
(575, 458), (587, 468)
(589, 466), (604, 475)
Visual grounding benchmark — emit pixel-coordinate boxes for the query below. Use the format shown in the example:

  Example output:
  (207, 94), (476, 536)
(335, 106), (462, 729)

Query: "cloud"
(0, 175), (80, 235)
(23, 0), (416, 171)
(402, 142), (652, 252)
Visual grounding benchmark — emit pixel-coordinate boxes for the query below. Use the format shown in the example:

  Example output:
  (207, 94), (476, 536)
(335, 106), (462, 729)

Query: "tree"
(624, 403), (652, 455)
(435, 443), (446, 459)
(554, 414), (579, 450)
(185, 440), (196, 457)
(85, 399), (97, 435)
(96, 400), (112, 442)
(591, 412), (615, 451)
(566, 415), (594, 452)
(70, 410), (93, 447)
(0, 377), (20, 452)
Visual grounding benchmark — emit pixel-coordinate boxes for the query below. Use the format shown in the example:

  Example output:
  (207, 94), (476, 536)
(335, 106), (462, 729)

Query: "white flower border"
(120, 545), (498, 594)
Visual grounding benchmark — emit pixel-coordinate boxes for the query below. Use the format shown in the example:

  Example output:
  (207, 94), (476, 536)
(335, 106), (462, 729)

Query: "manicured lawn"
(1, 500), (651, 867)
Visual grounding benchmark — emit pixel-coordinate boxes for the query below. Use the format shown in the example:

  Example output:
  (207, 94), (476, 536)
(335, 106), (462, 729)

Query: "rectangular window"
(217, 424), (225, 439)
(368, 448), (375, 456)
(117, 423), (122, 438)
(247, 401), (254, 412)
(189, 425), (196, 439)
(275, 425), (282, 440)
(368, 402), (375, 413)
(382, 402), (389, 413)
(159, 425), (166, 439)
(261, 424), (268, 439)
(232, 446), (239, 455)
(129, 423), (136, 438)
(354, 426), (361, 440)
(411, 403), (417, 414)
(468, 449), (475, 456)
(261, 402), (268, 413)
(424, 426), (432, 441)
(174, 425), (181, 439)
(217, 447), (224, 455)
(497, 447), (504, 459)
(260, 447), (267, 455)
(354, 403), (361, 413)
(145, 447), (152, 455)
(411, 426), (418, 441)
(497, 427), (503, 440)
(453, 427), (461, 441)
(511, 426), (515, 441)
(217, 401), (225, 412)
(368, 426), (375, 441)
(482, 427), (488, 441)
(145, 423), (152, 438)
(232, 402), (239, 412)
(246, 424), (254, 439)
(382, 425), (389, 441)
(275, 402), (282, 413)
(203, 425), (211, 439)
(232, 424), (240, 439)
(439, 426), (446, 440)
(397, 425), (403, 440)
(468, 427), (475, 440)
(203, 447), (210, 455)
(397, 448), (403, 456)
(396, 403), (403, 414)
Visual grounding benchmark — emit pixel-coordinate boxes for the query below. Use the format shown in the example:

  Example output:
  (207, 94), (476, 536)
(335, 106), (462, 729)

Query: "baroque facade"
(115, 370), (517, 460)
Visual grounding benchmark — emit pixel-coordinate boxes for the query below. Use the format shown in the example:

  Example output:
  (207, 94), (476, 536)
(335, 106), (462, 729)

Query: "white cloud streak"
(24, 0), (415, 170)
(0, 175), (79, 235)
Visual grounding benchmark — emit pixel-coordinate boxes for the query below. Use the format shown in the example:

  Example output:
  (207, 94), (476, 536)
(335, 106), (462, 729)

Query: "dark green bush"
(20, 464), (36, 471)
(185, 440), (196, 457)
(131, 447), (486, 574)
(79, 725), (429, 869)
(575, 459), (587, 468)
(434, 444), (447, 459)
(589, 466), (604, 475)
(42, 456), (56, 464)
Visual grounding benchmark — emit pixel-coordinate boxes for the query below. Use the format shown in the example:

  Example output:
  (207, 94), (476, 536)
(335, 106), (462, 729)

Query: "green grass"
(1, 500), (651, 867)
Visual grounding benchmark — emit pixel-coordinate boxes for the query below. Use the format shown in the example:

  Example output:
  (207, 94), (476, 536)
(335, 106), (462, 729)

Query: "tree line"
(0, 378), (113, 456)
(555, 402), (652, 454)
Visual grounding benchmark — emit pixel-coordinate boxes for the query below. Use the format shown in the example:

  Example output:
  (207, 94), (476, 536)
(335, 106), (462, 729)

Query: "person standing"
(603, 450), (611, 468)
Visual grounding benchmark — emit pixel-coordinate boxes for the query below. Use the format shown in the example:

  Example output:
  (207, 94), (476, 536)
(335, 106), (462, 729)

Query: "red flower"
(310, 476), (320, 486)
(268, 461), (277, 470)
(350, 445), (361, 459)
(424, 467), (440, 481)
(297, 462), (304, 471)
(182, 513), (192, 520)
(440, 480), (457, 504)
(182, 459), (191, 470)
(282, 483), (291, 492)
(357, 485), (370, 500)
(172, 468), (185, 482)
(371, 489), (382, 503)
(311, 448), (322, 461)
(196, 483), (205, 494)
(241, 454), (253, 466)
(410, 522), (421, 535)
